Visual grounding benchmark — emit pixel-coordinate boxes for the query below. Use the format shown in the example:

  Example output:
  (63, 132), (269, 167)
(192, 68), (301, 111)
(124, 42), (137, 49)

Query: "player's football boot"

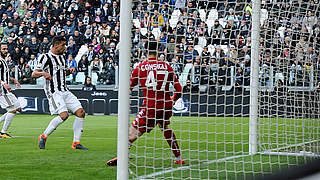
(38, 134), (47, 149)
(0, 132), (12, 138)
(173, 159), (185, 164)
(106, 157), (118, 166)
(71, 141), (89, 150)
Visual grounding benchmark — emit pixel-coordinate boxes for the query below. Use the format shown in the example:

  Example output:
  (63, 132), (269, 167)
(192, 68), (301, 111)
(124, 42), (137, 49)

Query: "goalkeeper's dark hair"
(147, 41), (158, 56)
(52, 36), (66, 46)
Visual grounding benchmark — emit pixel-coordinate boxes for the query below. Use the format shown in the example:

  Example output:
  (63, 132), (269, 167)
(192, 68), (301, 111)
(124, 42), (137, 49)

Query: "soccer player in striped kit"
(32, 36), (88, 150)
(0, 43), (21, 138)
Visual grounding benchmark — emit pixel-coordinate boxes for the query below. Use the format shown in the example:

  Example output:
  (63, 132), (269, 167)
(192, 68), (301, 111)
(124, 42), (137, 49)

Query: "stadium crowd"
(1, 0), (320, 91)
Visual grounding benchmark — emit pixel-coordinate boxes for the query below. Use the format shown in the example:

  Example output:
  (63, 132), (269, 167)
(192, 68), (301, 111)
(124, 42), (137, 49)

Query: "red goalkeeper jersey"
(130, 58), (182, 109)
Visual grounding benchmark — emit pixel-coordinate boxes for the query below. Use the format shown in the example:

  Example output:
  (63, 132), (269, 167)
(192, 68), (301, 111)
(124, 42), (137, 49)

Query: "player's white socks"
(1, 113), (15, 133)
(73, 117), (84, 142)
(0, 112), (7, 123)
(43, 116), (64, 137)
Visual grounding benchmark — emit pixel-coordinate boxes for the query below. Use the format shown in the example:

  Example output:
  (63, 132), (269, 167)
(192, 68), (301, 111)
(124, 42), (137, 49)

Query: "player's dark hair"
(147, 41), (158, 56)
(52, 36), (66, 46)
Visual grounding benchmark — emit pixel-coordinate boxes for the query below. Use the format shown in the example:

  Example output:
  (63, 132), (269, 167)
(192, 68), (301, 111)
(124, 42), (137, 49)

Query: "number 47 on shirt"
(145, 70), (169, 91)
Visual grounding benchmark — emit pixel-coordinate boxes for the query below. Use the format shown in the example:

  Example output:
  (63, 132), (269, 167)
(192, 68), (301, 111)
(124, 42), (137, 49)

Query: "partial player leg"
(71, 108), (88, 150)
(0, 112), (15, 138)
(0, 93), (21, 138)
(0, 107), (21, 138)
(106, 109), (150, 166)
(106, 126), (144, 166)
(159, 123), (184, 164)
(38, 112), (68, 149)
(0, 112), (7, 123)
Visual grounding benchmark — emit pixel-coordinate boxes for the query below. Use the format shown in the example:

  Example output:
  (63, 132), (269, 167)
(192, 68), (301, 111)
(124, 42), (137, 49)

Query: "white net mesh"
(126, 0), (320, 179)
(258, 0), (320, 158)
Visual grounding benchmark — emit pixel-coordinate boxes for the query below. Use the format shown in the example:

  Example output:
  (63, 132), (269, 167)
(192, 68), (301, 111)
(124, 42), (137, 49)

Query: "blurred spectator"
(4, 22), (17, 37)
(104, 56), (116, 84)
(212, 46), (225, 60)
(243, 55), (251, 86)
(108, 1), (119, 23)
(98, 67), (109, 85)
(302, 10), (317, 33)
(63, 19), (75, 36)
(27, 54), (38, 71)
(22, 47), (31, 61)
(141, 12), (151, 28)
(67, 37), (79, 58)
(11, 47), (21, 65)
(175, 0), (186, 11)
(90, 56), (104, 75)
(78, 55), (89, 75)
(85, 45), (95, 62)
(98, 66), (115, 85)
(27, 36), (40, 55)
(229, 44), (238, 62)
(39, 36), (51, 54)
(259, 64), (270, 86)
(235, 66), (244, 87)
(19, 64), (35, 84)
(151, 9), (165, 30)
(18, 56), (27, 73)
(72, 30), (85, 46)
(97, 48), (107, 64)
(82, 76), (97, 91)
(170, 58), (182, 79)
(99, 21), (111, 41)
(178, 11), (188, 25)
(218, 65), (230, 86)
(187, 61), (201, 92)
(107, 42), (116, 58)
(7, 37), (16, 54)
(184, 45), (199, 64)
(66, 54), (78, 75)
(7, 55), (15, 70)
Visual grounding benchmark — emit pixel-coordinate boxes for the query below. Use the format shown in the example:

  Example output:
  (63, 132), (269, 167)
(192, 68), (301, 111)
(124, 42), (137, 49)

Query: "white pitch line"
(137, 154), (250, 179)
(260, 139), (320, 153)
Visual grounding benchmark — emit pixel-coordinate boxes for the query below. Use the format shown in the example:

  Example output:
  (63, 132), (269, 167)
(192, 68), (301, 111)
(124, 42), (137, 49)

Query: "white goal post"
(117, 0), (132, 179)
(117, 0), (320, 179)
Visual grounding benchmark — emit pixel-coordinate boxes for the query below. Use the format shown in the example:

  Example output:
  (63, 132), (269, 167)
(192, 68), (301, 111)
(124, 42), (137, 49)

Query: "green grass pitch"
(0, 115), (316, 179)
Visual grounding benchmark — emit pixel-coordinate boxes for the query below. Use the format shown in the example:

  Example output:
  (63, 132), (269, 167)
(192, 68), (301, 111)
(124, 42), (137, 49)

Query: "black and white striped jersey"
(36, 51), (68, 96)
(0, 57), (10, 95)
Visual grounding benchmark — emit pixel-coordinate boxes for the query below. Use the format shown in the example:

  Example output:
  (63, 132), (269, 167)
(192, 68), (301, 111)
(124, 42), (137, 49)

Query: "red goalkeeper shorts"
(132, 107), (172, 133)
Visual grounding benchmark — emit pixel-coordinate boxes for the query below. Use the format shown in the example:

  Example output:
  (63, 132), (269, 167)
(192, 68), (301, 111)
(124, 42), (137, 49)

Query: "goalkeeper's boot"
(38, 134), (47, 149)
(106, 157), (117, 166)
(0, 132), (12, 138)
(71, 141), (89, 150)
(173, 159), (185, 164)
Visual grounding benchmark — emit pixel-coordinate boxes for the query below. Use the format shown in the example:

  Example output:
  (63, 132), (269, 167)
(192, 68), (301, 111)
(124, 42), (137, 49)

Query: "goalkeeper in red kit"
(106, 42), (184, 166)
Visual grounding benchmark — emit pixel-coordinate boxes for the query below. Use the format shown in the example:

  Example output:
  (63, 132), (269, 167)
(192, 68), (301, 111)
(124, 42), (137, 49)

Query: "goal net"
(118, 0), (320, 179)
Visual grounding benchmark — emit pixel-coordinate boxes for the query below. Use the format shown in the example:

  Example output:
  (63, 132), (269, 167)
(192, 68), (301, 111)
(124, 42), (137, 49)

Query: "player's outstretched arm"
(171, 73), (182, 102)
(9, 77), (21, 88)
(130, 67), (139, 92)
(32, 69), (52, 80)
(0, 80), (11, 91)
